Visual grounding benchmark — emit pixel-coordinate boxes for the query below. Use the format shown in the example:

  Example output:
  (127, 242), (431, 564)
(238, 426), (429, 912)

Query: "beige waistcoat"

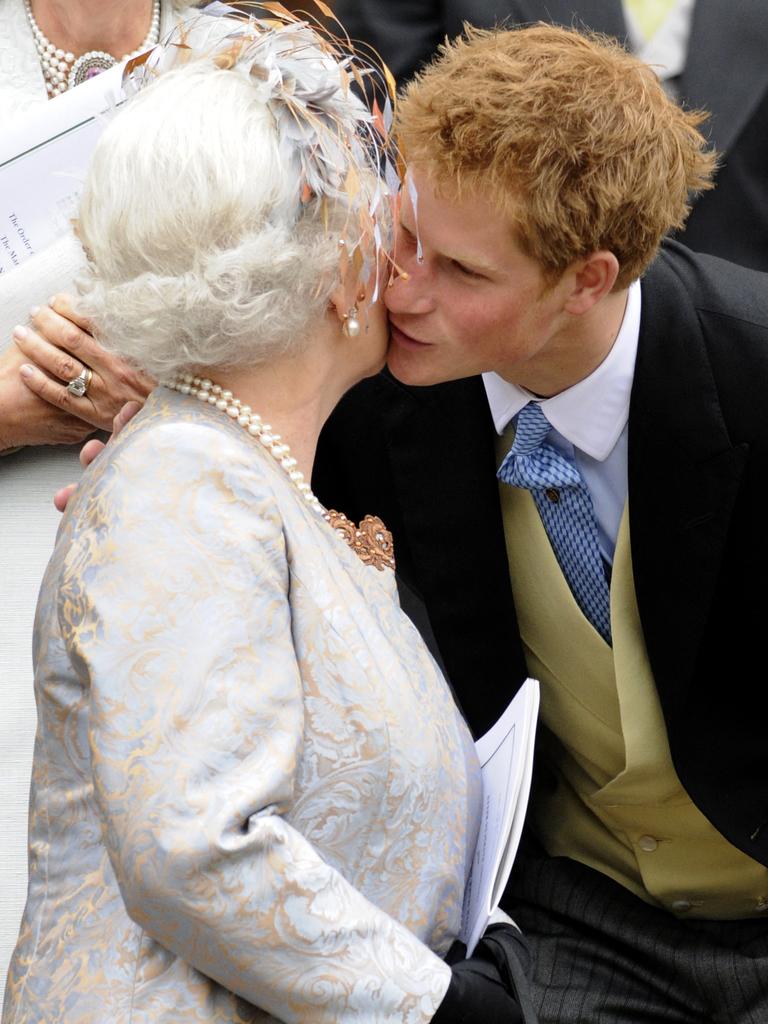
(496, 428), (768, 919)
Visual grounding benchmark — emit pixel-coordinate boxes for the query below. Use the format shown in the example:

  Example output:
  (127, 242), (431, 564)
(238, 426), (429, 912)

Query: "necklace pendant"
(68, 50), (116, 89)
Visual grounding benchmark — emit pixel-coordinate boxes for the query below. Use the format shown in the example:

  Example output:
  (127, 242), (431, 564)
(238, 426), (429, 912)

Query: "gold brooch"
(324, 511), (396, 571)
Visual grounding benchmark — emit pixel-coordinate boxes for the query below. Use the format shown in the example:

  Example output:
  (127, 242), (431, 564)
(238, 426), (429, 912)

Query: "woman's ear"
(328, 285), (349, 328)
(329, 280), (365, 337)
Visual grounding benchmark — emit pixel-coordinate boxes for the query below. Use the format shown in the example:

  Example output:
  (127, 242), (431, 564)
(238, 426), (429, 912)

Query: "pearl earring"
(343, 305), (361, 338)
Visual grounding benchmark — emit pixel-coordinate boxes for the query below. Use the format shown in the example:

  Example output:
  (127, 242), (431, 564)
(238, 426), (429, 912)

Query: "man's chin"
(385, 344), (447, 387)
(386, 351), (433, 387)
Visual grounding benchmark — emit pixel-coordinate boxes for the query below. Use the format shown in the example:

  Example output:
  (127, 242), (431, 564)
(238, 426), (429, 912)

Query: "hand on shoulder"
(1, 291), (149, 505)
(9, 293), (152, 439)
(0, 341), (93, 451)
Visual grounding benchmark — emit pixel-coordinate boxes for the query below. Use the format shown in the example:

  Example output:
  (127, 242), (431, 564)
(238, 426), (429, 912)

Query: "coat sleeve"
(60, 417), (450, 1024)
(334, 0), (444, 84)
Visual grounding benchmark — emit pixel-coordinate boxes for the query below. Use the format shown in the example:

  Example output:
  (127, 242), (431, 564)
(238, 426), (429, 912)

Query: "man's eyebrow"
(430, 239), (498, 274)
(399, 214), (497, 274)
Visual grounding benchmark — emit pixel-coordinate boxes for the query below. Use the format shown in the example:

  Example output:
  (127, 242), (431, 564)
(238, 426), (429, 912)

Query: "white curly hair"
(76, 12), (393, 380)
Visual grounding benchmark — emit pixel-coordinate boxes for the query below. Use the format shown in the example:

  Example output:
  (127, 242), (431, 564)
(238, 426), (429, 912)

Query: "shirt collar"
(482, 278), (641, 461)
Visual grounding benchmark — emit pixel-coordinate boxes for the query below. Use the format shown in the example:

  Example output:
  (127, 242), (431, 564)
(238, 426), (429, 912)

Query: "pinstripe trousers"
(504, 847), (768, 1023)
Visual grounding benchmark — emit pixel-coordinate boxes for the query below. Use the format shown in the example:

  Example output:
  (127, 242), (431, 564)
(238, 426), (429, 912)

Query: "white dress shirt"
(483, 278), (642, 564)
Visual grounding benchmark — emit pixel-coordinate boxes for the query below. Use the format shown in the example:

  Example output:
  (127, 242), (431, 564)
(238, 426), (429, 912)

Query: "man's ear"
(563, 251), (620, 316)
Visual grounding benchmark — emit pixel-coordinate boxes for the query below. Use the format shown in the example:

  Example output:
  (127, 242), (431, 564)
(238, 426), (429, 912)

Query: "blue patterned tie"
(497, 402), (612, 644)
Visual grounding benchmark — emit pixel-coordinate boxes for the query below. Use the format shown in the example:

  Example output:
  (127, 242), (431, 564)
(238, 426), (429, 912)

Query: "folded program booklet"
(0, 62), (125, 277)
(460, 677), (540, 955)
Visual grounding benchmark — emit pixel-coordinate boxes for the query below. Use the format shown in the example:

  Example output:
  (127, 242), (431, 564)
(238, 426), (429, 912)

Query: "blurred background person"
(0, 0), (194, 1002)
(334, 0), (768, 273)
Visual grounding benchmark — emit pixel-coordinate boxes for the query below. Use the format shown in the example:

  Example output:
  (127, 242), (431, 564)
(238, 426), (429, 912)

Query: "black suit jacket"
(314, 242), (768, 869)
(334, 0), (768, 271)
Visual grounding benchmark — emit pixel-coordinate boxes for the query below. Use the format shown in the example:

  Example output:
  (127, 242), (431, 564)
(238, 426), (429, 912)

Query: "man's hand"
(12, 294), (153, 433)
(53, 400), (142, 512)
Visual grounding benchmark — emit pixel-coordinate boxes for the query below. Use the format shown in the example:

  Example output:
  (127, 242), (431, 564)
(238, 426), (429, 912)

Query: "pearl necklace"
(24, 0), (161, 98)
(166, 375), (396, 571)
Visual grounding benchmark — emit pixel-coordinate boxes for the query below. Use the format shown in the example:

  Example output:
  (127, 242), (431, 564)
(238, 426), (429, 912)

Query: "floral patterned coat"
(3, 389), (480, 1024)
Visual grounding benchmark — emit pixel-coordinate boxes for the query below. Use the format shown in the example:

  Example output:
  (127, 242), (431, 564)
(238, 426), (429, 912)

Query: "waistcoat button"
(671, 899), (691, 911)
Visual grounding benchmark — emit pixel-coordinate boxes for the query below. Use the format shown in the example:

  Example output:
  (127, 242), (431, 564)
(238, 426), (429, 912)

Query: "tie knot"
(510, 401), (551, 455)
(497, 401), (580, 491)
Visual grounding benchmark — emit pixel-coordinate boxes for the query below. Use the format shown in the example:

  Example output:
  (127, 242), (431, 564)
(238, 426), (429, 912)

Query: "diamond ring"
(66, 367), (93, 398)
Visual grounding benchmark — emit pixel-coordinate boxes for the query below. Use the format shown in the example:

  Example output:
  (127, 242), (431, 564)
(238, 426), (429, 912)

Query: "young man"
(314, 22), (768, 1024)
(333, 0), (768, 273)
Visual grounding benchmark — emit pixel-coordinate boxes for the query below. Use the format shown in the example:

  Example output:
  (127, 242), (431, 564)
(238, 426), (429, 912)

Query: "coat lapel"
(384, 376), (527, 737)
(678, 0), (768, 155)
(628, 245), (748, 720)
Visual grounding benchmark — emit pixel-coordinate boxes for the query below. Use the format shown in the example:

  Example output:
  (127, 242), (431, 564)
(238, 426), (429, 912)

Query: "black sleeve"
(333, 0), (445, 85)
(432, 924), (537, 1023)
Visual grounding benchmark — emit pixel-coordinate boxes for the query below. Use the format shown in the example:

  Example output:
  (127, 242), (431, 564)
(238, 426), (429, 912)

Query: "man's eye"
(451, 259), (480, 278)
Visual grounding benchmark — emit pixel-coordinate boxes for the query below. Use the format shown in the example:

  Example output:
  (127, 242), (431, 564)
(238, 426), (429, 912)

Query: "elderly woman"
(0, 0), (195, 991)
(2, 10), (527, 1024)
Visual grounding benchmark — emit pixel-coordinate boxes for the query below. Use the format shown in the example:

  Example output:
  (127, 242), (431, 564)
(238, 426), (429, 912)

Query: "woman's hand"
(13, 294), (153, 433)
(0, 342), (93, 451)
